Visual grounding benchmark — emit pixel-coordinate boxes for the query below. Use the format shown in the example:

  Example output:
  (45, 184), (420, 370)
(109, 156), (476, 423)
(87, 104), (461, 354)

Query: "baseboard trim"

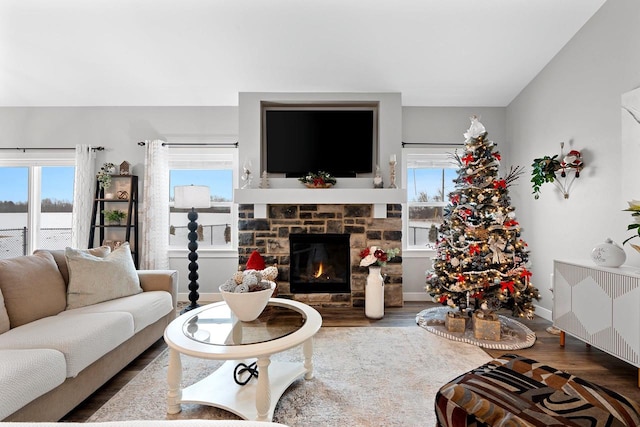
(178, 292), (554, 322)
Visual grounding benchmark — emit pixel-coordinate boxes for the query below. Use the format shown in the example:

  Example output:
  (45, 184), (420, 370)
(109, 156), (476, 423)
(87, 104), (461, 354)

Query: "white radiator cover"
(553, 259), (640, 367)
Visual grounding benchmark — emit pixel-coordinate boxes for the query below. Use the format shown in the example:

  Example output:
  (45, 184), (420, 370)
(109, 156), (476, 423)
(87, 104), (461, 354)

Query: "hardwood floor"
(62, 301), (640, 422)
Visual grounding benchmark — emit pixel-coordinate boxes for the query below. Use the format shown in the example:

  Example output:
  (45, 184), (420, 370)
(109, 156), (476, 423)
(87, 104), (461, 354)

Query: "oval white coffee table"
(163, 298), (322, 421)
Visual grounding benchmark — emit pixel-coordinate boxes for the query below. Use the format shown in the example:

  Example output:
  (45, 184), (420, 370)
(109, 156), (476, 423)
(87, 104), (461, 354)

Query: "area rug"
(88, 326), (492, 426)
(416, 306), (536, 350)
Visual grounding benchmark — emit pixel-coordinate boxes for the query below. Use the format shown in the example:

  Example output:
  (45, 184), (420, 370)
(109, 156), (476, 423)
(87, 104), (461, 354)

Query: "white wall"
(506, 0), (640, 319)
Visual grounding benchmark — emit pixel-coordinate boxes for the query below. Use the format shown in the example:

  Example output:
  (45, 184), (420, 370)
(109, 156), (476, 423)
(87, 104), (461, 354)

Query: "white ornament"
(451, 258), (460, 267)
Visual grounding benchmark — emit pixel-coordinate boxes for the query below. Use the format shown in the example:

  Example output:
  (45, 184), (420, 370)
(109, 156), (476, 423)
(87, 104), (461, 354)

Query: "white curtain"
(71, 144), (96, 248)
(141, 140), (170, 270)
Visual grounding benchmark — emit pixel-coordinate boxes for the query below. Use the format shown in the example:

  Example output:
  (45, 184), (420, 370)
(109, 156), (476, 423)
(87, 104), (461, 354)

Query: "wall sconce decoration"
(531, 142), (584, 200)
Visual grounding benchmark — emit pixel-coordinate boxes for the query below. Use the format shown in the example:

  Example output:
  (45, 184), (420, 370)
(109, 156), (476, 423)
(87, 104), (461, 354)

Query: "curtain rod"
(137, 141), (238, 148)
(0, 146), (105, 152)
(402, 142), (464, 147)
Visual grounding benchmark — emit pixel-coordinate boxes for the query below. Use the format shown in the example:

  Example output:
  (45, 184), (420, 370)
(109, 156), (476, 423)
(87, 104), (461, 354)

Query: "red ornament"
(469, 244), (480, 256)
(463, 176), (473, 184)
(504, 219), (519, 227)
(439, 295), (448, 304)
(462, 154), (475, 165)
(459, 208), (472, 220)
(493, 179), (507, 189)
(457, 274), (466, 283)
(451, 194), (460, 205)
(493, 153), (501, 161)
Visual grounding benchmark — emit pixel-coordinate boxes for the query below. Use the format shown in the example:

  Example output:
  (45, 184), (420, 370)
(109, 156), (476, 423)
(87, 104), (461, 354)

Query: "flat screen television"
(262, 107), (377, 178)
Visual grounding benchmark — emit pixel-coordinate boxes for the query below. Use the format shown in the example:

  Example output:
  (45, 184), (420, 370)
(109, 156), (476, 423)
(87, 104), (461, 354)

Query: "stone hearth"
(238, 203), (403, 308)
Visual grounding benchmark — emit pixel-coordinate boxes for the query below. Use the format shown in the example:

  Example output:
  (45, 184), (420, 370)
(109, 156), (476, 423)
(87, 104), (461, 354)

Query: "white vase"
(365, 266), (384, 319)
(590, 238), (626, 268)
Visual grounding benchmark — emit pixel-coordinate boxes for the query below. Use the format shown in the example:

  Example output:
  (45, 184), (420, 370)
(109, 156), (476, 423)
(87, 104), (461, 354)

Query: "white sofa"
(0, 248), (178, 422)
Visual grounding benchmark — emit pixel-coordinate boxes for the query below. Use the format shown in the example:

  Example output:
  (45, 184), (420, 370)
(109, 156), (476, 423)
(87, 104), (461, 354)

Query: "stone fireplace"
(238, 203), (403, 308)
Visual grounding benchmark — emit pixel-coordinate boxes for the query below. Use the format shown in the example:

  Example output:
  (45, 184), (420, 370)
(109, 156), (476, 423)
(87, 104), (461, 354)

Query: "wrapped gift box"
(445, 311), (467, 333)
(473, 310), (501, 341)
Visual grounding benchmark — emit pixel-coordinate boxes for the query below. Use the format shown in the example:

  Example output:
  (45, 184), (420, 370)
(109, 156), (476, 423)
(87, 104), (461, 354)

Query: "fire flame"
(314, 263), (324, 278)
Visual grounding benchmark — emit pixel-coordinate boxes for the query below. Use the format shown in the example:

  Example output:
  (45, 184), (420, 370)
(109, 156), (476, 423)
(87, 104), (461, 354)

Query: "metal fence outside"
(0, 223), (232, 260)
(169, 223), (231, 247)
(0, 227), (72, 259)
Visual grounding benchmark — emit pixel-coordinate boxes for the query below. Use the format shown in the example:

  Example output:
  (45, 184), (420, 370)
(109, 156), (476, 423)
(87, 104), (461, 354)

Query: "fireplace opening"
(289, 233), (350, 293)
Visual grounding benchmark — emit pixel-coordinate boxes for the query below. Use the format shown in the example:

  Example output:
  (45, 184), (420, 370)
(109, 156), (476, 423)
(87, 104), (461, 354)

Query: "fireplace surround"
(238, 202), (403, 308)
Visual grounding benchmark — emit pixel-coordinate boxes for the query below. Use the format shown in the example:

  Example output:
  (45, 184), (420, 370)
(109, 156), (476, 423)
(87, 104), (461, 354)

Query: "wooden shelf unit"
(88, 175), (139, 267)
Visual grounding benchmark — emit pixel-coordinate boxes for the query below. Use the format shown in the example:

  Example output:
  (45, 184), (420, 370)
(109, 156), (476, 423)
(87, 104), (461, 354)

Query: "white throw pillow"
(65, 242), (142, 310)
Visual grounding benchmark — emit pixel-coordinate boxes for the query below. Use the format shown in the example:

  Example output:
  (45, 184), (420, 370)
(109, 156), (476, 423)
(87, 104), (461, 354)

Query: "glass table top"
(181, 301), (307, 346)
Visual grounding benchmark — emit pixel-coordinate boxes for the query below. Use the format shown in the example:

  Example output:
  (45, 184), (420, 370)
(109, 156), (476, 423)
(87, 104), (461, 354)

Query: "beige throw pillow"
(65, 242), (142, 310)
(0, 251), (67, 328)
(34, 246), (111, 285)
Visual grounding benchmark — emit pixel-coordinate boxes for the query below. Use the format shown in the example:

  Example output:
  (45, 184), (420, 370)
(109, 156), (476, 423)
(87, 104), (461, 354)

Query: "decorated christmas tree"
(425, 116), (540, 319)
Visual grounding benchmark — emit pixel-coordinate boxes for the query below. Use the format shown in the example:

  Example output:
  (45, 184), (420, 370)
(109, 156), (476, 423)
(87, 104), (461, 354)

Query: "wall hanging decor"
(531, 142), (584, 199)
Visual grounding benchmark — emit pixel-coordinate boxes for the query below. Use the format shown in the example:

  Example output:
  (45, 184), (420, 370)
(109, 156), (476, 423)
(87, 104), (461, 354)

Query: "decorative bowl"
(219, 281), (275, 322)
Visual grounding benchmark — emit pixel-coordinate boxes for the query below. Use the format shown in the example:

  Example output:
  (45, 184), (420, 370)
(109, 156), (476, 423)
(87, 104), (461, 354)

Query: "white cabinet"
(553, 259), (640, 370)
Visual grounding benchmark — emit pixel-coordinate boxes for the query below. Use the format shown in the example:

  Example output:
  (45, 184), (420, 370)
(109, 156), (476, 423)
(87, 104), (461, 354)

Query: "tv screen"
(263, 109), (375, 177)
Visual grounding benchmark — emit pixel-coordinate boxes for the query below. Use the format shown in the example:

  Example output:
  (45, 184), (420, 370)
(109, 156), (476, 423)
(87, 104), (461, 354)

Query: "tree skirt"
(416, 306), (536, 350)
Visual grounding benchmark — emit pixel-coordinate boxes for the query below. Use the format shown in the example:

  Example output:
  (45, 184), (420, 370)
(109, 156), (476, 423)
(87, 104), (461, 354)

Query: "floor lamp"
(174, 185), (211, 314)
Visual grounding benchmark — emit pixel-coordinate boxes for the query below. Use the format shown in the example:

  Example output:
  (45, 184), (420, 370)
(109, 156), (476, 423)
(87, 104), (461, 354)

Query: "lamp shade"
(174, 185), (211, 209)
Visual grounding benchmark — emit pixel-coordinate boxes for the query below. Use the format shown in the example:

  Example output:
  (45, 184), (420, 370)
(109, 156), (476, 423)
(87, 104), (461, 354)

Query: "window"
(0, 159), (75, 259)
(405, 150), (458, 250)
(168, 148), (237, 250)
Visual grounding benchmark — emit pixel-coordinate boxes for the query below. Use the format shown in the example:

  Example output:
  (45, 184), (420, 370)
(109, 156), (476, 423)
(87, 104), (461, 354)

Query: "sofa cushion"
(0, 289), (9, 334)
(0, 348), (66, 420)
(58, 291), (173, 333)
(0, 311), (134, 378)
(35, 246), (111, 286)
(65, 242), (141, 310)
(0, 251), (66, 328)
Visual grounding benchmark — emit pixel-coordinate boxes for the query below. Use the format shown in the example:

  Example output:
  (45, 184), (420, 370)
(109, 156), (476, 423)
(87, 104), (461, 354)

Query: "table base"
(169, 357), (308, 421)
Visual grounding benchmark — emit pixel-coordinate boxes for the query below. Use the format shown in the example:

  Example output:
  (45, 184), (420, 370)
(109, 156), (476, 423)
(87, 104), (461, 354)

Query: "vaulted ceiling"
(0, 0), (607, 107)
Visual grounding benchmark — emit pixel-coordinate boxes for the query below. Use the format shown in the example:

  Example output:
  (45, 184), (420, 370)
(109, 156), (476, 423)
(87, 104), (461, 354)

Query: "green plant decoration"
(623, 201), (640, 246)
(102, 209), (126, 224)
(530, 155), (561, 199)
(96, 162), (116, 189)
